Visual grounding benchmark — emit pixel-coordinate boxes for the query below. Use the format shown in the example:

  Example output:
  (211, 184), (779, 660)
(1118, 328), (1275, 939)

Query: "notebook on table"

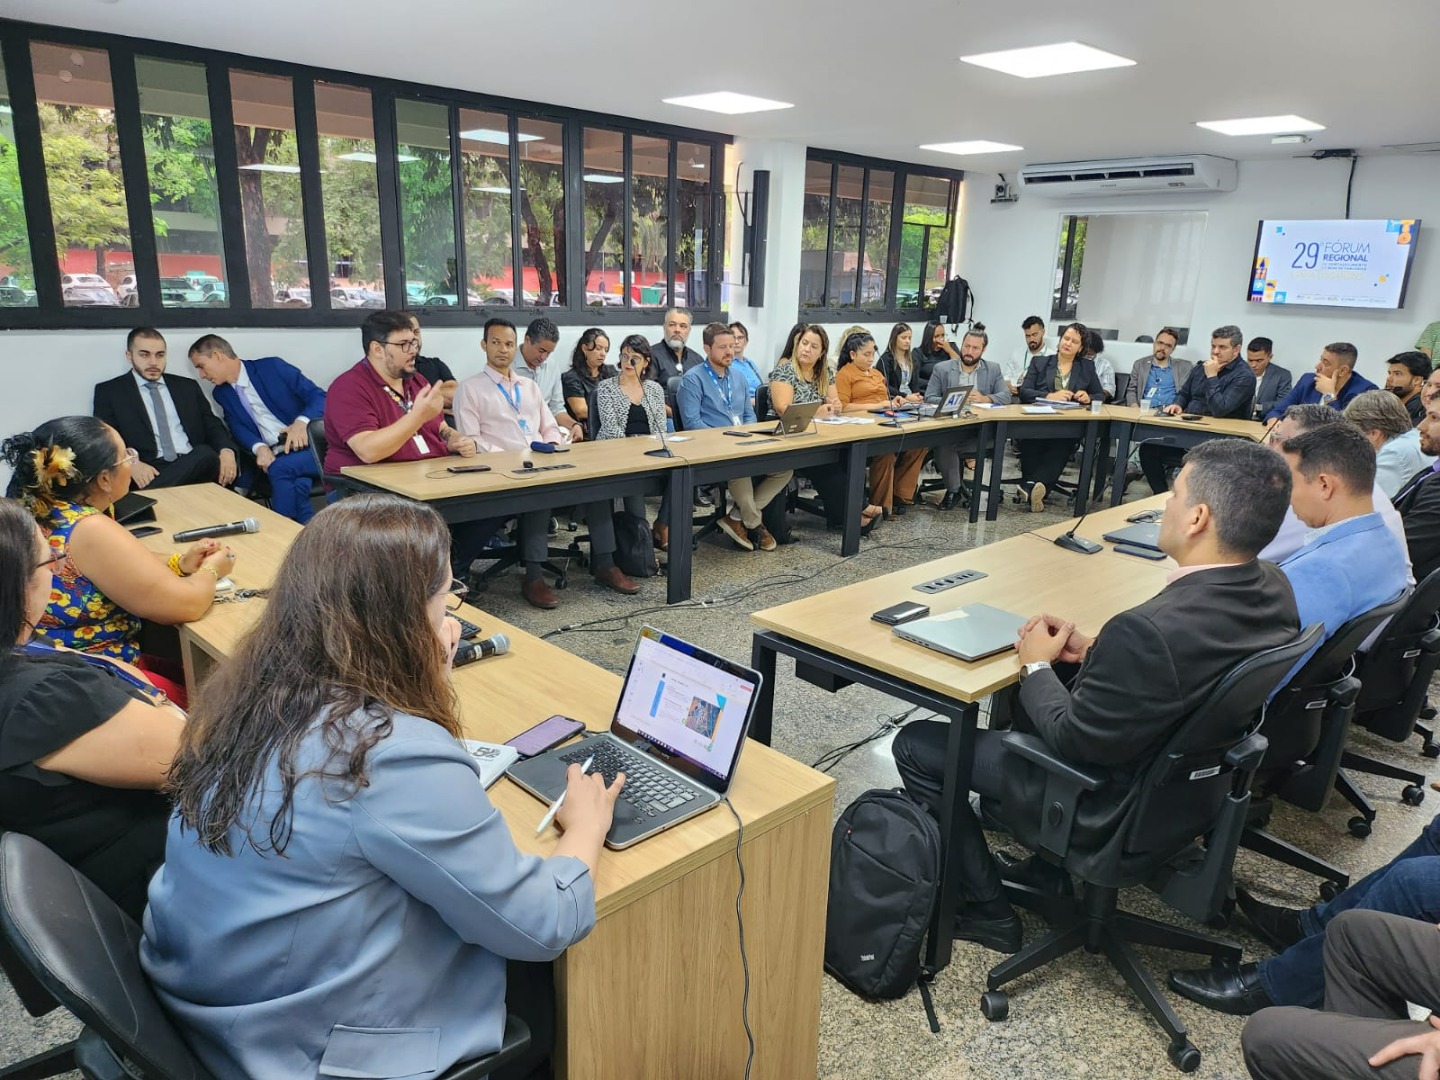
(892, 603), (1028, 662)
(1100, 521), (1163, 551)
(772, 399), (822, 436)
(506, 626), (761, 849)
(919, 388), (972, 419)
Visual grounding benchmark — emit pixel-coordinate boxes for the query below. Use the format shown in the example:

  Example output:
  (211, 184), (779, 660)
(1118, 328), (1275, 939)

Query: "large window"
(803, 151), (961, 315)
(0, 18), (728, 328)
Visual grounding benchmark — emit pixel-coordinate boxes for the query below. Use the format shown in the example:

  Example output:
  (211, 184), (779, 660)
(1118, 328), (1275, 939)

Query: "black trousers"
(1017, 438), (1075, 491)
(1243, 909), (1440, 1080)
(1138, 444), (1185, 494)
(495, 958), (555, 1080)
(797, 465), (848, 529)
(141, 447), (220, 488)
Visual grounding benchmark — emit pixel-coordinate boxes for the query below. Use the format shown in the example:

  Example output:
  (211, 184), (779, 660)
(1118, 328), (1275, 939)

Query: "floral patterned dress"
(36, 501), (141, 662)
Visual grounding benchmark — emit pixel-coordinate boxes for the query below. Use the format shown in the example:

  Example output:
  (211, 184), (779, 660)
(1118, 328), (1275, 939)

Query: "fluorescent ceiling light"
(459, 128), (541, 145)
(337, 151), (418, 163)
(583, 173), (624, 184)
(1196, 114), (1325, 136)
(960, 41), (1135, 79)
(921, 140), (1023, 156)
(471, 185), (511, 194)
(237, 163), (301, 173)
(661, 91), (793, 115)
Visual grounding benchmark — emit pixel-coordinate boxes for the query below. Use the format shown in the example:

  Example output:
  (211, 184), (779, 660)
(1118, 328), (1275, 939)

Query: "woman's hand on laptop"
(554, 765), (626, 874)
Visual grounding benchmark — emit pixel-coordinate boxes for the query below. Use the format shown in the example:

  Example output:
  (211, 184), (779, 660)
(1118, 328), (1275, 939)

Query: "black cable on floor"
(723, 797), (754, 1080)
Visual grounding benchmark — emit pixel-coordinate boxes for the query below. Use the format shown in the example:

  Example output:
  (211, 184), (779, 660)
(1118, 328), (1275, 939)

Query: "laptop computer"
(111, 491), (157, 525)
(892, 603), (1028, 662)
(506, 626), (761, 849)
(919, 387), (972, 419)
(1101, 521), (1163, 551)
(772, 398), (822, 436)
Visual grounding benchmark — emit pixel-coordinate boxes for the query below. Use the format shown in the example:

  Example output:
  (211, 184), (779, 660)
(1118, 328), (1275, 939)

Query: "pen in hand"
(535, 754), (594, 835)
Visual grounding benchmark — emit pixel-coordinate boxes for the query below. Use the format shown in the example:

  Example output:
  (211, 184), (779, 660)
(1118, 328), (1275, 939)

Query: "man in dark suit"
(650, 307), (704, 384)
(1395, 393), (1440, 581)
(892, 439), (1299, 952)
(93, 328), (239, 490)
(187, 334), (326, 523)
(1247, 337), (1293, 421)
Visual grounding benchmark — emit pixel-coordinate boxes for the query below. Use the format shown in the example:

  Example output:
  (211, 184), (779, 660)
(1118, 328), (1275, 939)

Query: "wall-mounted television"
(1248, 219), (1419, 310)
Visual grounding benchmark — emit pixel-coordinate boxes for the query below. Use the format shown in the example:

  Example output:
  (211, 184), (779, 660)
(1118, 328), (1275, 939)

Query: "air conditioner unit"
(1017, 155), (1238, 197)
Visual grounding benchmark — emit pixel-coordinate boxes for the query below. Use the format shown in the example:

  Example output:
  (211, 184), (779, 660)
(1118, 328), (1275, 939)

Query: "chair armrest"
(1002, 732), (1106, 790)
(1225, 732), (1268, 775)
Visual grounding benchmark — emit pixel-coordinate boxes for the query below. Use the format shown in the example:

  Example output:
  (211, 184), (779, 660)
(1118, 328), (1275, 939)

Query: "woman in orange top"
(835, 331), (928, 518)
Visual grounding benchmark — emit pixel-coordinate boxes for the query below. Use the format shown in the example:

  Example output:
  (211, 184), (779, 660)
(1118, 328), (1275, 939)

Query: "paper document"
(462, 740), (520, 788)
(1022, 405), (1058, 414)
(816, 416), (877, 425)
(647, 434), (690, 442)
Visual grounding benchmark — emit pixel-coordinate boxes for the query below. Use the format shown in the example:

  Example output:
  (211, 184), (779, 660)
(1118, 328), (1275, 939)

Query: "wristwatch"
(1320, 393), (1336, 406)
(1021, 661), (1052, 680)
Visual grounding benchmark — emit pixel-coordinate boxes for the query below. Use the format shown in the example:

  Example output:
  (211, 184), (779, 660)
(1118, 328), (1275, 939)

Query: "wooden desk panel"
(1030, 494), (1178, 569)
(1104, 404), (1267, 439)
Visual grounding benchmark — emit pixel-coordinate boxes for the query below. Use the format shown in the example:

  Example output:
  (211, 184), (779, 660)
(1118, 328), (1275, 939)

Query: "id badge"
(518, 417), (530, 435)
(411, 433), (429, 454)
(731, 414), (741, 425)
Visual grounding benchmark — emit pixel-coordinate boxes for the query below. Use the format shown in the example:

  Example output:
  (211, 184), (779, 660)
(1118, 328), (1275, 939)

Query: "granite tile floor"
(3, 461), (1435, 1079)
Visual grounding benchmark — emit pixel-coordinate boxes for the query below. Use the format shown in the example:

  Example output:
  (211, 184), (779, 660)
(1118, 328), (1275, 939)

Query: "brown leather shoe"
(716, 514), (754, 551)
(594, 565), (640, 595)
(751, 524), (777, 552)
(651, 523), (669, 552)
(521, 578), (559, 609)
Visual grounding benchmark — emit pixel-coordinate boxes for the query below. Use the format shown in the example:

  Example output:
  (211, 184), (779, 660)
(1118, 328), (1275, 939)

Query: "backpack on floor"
(612, 511), (658, 578)
(824, 788), (942, 1019)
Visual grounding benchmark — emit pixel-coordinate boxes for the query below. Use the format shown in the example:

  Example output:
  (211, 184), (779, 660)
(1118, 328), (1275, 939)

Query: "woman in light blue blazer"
(141, 494), (623, 1080)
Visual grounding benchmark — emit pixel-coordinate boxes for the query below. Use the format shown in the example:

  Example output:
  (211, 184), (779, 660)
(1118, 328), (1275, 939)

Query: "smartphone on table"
(505, 714), (585, 758)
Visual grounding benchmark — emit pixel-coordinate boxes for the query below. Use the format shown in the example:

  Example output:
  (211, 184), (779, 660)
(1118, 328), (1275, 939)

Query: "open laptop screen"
(611, 627), (758, 789)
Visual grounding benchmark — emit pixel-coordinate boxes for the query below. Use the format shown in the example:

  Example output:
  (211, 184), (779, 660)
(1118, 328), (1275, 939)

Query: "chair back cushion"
(1354, 567), (1440, 723)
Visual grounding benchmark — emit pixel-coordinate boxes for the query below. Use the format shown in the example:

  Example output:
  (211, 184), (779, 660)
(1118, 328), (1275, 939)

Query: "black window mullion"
(884, 169), (905, 310)
(855, 168), (870, 309)
(665, 139), (677, 313)
(563, 119), (584, 313)
(708, 142), (723, 313)
(1, 32), (62, 310)
(372, 90), (403, 306)
(206, 57), (251, 313)
(822, 162), (837, 308)
(109, 50), (162, 321)
(508, 113), (522, 305)
(292, 78), (329, 312)
(621, 133), (633, 310)
(447, 103), (467, 311)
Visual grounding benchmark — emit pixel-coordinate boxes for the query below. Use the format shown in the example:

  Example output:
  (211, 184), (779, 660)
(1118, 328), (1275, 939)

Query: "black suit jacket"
(1010, 560), (1299, 874)
(1395, 467), (1440, 582)
(1017, 354), (1104, 404)
(93, 372), (238, 465)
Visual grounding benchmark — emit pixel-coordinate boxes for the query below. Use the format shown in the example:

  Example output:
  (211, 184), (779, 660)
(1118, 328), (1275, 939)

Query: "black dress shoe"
(1235, 887), (1305, 952)
(995, 851), (1075, 898)
(954, 907), (1023, 953)
(937, 491), (960, 511)
(1167, 962), (1273, 1016)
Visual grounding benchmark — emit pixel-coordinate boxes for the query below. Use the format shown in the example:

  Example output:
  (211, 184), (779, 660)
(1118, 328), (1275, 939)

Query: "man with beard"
(1385, 351), (1430, 426)
(650, 308), (704, 384)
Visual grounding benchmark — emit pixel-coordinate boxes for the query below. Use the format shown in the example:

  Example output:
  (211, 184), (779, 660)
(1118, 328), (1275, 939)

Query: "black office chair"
(1241, 594), (1409, 898)
(1341, 569), (1440, 806)
(307, 418), (358, 499)
(0, 833), (532, 1080)
(0, 933), (76, 1079)
(981, 625), (1322, 1073)
(1113, 371), (1130, 405)
(754, 384), (825, 525)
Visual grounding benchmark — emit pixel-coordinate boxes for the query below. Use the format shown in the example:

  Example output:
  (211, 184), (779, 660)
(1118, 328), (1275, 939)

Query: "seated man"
(408, 311), (459, 424)
(187, 334), (325, 524)
(1141, 324), (1257, 492)
(1346, 388), (1436, 498)
(513, 317), (584, 440)
(1124, 327), (1191, 409)
(892, 439), (1299, 952)
(453, 318), (637, 605)
(1395, 392), (1440, 582)
(923, 325), (1011, 510)
(677, 323), (792, 552)
(1171, 812), (1440, 1018)
(1247, 337), (1292, 422)
(1264, 341), (1378, 422)
(94, 327), (239, 490)
(1386, 350), (1430, 426)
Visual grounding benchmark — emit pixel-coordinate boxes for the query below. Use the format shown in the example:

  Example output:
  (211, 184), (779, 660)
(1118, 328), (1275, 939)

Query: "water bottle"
(1142, 390), (1156, 415)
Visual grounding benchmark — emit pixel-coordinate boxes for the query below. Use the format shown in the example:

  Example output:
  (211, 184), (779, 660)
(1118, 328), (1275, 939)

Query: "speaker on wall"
(748, 169), (769, 307)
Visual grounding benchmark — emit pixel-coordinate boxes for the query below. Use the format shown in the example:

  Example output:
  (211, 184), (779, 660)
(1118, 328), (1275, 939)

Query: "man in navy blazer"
(1246, 337), (1292, 421)
(188, 335), (326, 523)
(1265, 341), (1376, 422)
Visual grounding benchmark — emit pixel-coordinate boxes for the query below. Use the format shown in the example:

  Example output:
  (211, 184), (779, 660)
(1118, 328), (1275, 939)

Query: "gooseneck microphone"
(453, 632), (510, 668)
(1053, 507), (1103, 555)
(172, 518), (259, 543)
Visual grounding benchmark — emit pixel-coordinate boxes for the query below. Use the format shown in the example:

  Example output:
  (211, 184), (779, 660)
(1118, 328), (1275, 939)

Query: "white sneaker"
(1029, 482), (1047, 513)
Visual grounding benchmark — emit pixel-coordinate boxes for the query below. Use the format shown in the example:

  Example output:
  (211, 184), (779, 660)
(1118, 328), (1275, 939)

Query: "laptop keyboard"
(560, 741), (701, 819)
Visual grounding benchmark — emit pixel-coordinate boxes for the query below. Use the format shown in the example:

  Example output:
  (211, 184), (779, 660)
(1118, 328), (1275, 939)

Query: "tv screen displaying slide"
(1248, 218), (1419, 309)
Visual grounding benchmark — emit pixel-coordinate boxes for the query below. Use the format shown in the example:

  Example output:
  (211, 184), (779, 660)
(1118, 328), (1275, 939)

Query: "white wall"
(954, 155), (1440, 385)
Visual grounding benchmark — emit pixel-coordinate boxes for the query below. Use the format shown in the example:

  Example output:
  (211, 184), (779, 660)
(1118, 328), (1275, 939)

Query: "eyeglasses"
(445, 577), (469, 612)
(113, 447), (139, 469)
(33, 551), (65, 573)
(385, 338), (421, 354)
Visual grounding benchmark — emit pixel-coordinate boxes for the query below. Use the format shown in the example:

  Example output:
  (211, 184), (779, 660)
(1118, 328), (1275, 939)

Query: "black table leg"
(748, 634), (779, 746)
(665, 466), (694, 604)
(968, 420), (989, 525)
(1073, 418), (1100, 515)
(924, 700), (980, 973)
(1109, 421), (1135, 507)
(839, 441), (867, 557)
(986, 420), (1009, 521)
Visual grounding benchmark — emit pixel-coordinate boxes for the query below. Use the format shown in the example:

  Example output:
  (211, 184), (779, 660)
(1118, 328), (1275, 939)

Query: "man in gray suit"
(1125, 327), (1192, 408)
(1248, 337), (1293, 421)
(924, 324), (1011, 510)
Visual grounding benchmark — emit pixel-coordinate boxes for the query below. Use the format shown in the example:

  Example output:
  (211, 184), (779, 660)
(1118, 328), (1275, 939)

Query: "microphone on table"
(1253, 417), (1280, 444)
(645, 419), (674, 458)
(172, 518), (259, 543)
(453, 632), (510, 668)
(1056, 434), (1177, 554)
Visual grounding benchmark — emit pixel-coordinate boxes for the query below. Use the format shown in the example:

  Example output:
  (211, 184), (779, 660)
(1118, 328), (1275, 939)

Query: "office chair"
(981, 625), (1322, 1073)
(1341, 569), (1440, 809)
(1240, 594), (1409, 899)
(0, 934), (75, 1079)
(0, 833), (532, 1080)
(306, 418), (359, 499)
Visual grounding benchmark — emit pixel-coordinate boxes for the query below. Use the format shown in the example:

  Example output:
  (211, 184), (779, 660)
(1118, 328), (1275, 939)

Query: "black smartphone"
(505, 714), (585, 758)
(1115, 543), (1167, 561)
(723, 430), (753, 438)
(129, 525), (162, 538)
(1126, 510), (1161, 524)
(872, 600), (931, 626)
(446, 464), (492, 473)
(1179, 413), (1203, 422)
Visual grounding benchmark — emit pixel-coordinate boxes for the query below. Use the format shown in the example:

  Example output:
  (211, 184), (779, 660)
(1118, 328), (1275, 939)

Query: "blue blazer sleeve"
(254, 357), (327, 423)
(212, 383), (264, 452)
(1266, 372), (1311, 422)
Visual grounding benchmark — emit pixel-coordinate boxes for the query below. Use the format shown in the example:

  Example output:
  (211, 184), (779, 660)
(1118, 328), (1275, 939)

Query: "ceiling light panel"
(661, 92), (793, 115)
(921, 141), (1024, 155)
(960, 41), (1135, 79)
(1196, 115), (1325, 136)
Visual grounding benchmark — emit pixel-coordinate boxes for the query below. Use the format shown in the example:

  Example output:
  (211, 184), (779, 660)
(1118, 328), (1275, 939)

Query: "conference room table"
(136, 486), (837, 1080)
(749, 504), (1175, 973)
(1105, 405), (1267, 506)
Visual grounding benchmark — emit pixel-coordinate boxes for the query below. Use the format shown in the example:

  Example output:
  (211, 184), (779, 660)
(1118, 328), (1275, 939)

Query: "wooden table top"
(1030, 493), (1179, 569)
(1104, 404), (1267, 439)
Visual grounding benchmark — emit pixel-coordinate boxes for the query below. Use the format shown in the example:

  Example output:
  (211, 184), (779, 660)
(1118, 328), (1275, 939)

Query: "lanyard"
(704, 364), (734, 412)
(14, 641), (176, 708)
(490, 375), (523, 414)
(381, 383), (412, 413)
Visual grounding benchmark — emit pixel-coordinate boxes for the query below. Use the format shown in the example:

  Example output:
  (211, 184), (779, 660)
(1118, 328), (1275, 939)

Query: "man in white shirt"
(1004, 315), (1051, 393)
(513, 317), (585, 442)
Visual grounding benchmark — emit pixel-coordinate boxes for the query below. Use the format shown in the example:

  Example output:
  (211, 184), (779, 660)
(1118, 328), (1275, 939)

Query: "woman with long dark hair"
(561, 327), (615, 423)
(0, 497), (180, 919)
(836, 331), (927, 521)
(142, 494), (623, 1079)
(1015, 321), (1104, 511)
(878, 323), (924, 405)
(915, 319), (960, 395)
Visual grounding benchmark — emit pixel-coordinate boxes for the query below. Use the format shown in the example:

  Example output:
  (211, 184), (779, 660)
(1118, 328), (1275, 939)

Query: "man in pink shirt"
(454, 319), (639, 606)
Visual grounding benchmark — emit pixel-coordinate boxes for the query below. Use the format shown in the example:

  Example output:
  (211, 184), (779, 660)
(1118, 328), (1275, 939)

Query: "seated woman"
(835, 331), (927, 520)
(561, 327), (615, 425)
(589, 335), (669, 561)
(141, 493), (624, 1080)
(1345, 388), (1437, 498)
(915, 319), (960, 396)
(3, 417), (238, 703)
(769, 325), (877, 531)
(877, 323), (925, 406)
(0, 497), (183, 921)
(1015, 322), (1104, 512)
(728, 321), (765, 412)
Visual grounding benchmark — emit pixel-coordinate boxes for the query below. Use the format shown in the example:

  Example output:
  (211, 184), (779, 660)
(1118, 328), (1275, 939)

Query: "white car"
(61, 274), (119, 307)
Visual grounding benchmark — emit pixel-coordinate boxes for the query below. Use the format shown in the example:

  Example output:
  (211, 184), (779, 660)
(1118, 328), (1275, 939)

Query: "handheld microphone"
(453, 632), (509, 668)
(172, 518), (259, 543)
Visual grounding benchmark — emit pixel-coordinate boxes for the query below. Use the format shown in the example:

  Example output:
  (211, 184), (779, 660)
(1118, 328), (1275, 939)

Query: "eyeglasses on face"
(33, 550), (65, 573)
(445, 577), (469, 611)
(385, 338), (421, 354)
(113, 447), (140, 469)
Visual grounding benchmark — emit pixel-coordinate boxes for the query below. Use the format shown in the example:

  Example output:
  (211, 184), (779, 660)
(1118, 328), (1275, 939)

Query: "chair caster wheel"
(1404, 784), (1426, 806)
(1348, 816), (1373, 838)
(1319, 879), (1342, 902)
(554, 576), (568, 590)
(1168, 1040), (1201, 1072)
(979, 990), (1009, 1021)
(1423, 742), (1440, 759)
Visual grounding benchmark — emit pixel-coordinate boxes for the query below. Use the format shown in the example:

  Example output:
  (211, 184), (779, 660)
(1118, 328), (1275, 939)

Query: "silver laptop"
(772, 398), (823, 436)
(506, 627), (760, 849)
(1101, 521), (1163, 551)
(919, 387), (972, 419)
(893, 603), (1028, 662)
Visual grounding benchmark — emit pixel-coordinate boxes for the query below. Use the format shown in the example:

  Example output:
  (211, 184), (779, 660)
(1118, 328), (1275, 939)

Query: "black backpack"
(933, 275), (973, 329)
(824, 789), (942, 1027)
(612, 510), (658, 578)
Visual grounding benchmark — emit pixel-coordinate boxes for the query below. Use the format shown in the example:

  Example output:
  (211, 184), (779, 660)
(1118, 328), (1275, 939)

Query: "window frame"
(803, 147), (963, 319)
(0, 17), (729, 330)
